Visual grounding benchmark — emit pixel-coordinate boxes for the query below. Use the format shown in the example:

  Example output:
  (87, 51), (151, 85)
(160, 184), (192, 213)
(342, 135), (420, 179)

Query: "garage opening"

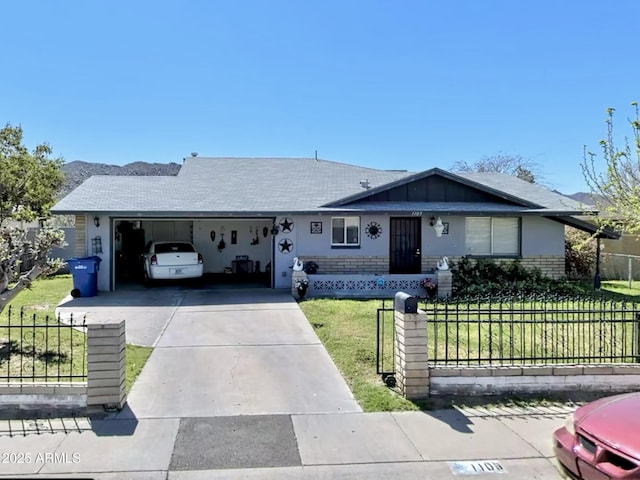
(114, 218), (274, 289)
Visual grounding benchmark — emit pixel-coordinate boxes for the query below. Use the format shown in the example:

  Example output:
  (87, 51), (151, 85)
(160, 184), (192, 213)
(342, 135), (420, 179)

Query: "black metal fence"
(0, 306), (87, 382)
(423, 295), (640, 366)
(376, 307), (396, 385)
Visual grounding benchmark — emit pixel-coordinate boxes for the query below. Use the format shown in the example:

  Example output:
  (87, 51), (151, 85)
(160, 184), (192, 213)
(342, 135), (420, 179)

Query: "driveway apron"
(125, 289), (362, 418)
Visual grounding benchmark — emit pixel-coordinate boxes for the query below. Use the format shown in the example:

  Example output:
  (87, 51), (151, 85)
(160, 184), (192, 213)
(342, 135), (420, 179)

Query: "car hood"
(577, 392), (640, 459)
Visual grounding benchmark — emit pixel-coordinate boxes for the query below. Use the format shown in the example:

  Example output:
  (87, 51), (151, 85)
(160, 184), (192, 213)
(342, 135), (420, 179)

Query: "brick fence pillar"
(394, 303), (429, 400)
(436, 270), (452, 298)
(86, 320), (127, 411)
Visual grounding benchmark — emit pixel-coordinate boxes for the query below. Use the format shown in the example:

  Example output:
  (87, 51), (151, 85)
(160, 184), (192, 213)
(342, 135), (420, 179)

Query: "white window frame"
(465, 217), (520, 256)
(331, 216), (361, 247)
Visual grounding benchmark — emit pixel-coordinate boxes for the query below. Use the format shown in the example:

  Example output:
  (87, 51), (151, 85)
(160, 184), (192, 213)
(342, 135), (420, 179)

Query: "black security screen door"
(390, 217), (422, 274)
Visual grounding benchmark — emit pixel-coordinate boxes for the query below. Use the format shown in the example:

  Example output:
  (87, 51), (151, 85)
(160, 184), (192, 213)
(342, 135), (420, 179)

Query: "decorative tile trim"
(307, 274), (434, 298)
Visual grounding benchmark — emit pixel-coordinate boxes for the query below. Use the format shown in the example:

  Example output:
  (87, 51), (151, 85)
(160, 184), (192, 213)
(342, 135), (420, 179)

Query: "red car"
(554, 392), (640, 479)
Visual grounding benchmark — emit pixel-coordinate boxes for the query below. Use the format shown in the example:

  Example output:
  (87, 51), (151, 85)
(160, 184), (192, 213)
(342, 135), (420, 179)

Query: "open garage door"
(113, 218), (274, 290)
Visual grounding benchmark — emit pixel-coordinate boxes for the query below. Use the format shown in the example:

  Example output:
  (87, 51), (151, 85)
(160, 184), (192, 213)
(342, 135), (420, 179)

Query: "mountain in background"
(60, 160), (181, 197)
(564, 192), (608, 206)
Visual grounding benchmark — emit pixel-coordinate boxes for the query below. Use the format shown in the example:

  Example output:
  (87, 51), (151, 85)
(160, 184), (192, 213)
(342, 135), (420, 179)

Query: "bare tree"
(452, 152), (543, 183)
(582, 103), (640, 234)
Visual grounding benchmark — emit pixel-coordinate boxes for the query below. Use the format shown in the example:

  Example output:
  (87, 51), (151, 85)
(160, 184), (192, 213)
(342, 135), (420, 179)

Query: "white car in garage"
(142, 241), (204, 284)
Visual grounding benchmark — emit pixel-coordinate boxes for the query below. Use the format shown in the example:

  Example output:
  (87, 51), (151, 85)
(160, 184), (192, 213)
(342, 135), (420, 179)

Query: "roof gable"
(348, 172), (522, 205)
(325, 167), (593, 214)
(325, 168), (534, 208)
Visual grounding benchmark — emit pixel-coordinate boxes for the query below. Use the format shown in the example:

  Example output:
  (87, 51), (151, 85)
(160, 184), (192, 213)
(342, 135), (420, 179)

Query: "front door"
(389, 217), (422, 274)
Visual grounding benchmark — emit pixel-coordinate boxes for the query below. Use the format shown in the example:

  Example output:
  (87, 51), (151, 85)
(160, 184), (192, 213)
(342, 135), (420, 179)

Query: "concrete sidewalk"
(0, 405), (570, 479)
(6, 289), (570, 479)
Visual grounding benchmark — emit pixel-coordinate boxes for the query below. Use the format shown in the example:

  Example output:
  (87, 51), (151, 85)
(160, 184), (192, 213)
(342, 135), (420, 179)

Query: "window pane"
(465, 217), (491, 254)
(332, 218), (345, 244)
(346, 226), (359, 244)
(493, 218), (519, 254)
(346, 217), (360, 244)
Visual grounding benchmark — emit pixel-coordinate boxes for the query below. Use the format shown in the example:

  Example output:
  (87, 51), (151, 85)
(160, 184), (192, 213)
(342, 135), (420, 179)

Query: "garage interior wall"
(193, 220), (272, 274)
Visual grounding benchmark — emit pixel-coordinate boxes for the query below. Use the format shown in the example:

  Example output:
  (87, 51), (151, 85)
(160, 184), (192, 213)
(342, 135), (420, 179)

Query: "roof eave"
(549, 216), (620, 239)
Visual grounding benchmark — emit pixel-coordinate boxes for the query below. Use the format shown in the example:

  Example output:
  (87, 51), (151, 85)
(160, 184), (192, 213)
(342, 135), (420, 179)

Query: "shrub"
(450, 256), (587, 297)
(565, 228), (596, 279)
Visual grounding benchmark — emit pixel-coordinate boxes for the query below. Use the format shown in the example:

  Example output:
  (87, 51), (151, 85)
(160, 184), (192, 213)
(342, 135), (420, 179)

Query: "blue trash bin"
(67, 256), (102, 297)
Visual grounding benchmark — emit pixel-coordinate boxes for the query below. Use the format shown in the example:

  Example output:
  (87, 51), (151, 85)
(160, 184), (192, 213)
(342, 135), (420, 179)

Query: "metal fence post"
(636, 313), (640, 363)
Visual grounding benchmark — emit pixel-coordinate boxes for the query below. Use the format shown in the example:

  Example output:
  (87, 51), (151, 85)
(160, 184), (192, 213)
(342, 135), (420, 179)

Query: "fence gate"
(376, 306), (396, 387)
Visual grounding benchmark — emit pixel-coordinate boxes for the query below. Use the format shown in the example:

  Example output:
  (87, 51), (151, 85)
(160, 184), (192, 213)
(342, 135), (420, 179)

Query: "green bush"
(565, 228), (596, 279)
(450, 256), (588, 297)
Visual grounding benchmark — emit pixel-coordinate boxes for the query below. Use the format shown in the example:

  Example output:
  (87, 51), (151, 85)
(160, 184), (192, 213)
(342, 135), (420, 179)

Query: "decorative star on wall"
(280, 217), (294, 233)
(278, 238), (293, 253)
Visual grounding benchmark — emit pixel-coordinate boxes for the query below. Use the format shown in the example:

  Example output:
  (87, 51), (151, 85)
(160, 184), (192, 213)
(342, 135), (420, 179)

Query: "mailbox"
(394, 291), (418, 314)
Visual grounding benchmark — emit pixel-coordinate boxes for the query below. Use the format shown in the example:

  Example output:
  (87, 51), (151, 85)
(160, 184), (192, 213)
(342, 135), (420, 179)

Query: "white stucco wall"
(423, 216), (465, 256)
(291, 214), (467, 260)
(83, 213), (567, 292)
(82, 214), (111, 292)
(193, 219), (272, 274)
(521, 216), (565, 256)
(286, 213), (565, 279)
(273, 215), (297, 288)
(295, 214), (389, 257)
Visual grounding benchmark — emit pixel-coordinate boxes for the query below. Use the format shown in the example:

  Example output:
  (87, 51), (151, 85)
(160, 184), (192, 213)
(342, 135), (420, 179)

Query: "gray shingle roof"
(51, 157), (594, 216)
(52, 157), (414, 214)
(456, 172), (593, 212)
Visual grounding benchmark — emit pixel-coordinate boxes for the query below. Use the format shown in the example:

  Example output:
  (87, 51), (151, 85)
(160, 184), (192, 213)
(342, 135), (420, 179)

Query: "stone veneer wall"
(429, 365), (640, 396)
(516, 256), (565, 279)
(302, 255), (566, 279)
(300, 256), (388, 275)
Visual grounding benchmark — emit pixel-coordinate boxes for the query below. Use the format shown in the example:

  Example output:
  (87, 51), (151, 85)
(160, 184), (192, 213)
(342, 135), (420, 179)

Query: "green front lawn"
(300, 299), (418, 412)
(1, 275), (151, 392)
(601, 280), (640, 300)
(300, 284), (640, 412)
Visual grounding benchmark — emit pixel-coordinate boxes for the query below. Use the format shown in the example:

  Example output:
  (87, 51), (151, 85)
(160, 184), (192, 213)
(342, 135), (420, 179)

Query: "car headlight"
(564, 412), (576, 436)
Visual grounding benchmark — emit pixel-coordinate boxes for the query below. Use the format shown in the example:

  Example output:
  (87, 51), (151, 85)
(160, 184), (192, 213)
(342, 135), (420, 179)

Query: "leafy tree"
(452, 152), (543, 183)
(0, 124), (64, 226)
(582, 103), (640, 234)
(0, 124), (66, 313)
(565, 227), (596, 279)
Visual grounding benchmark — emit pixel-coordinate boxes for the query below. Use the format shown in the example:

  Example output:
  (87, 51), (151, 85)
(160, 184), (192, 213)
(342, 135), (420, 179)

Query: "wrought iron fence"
(0, 306), (87, 382)
(423, 295), (640, 366)
(376, 306), (396, 382)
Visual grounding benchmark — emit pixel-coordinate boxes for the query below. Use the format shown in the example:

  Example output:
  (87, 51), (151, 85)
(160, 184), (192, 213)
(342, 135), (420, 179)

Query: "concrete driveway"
(57, 287), (185, 347)
(6, 287), (568, 478)
(57, 287), (362, 417)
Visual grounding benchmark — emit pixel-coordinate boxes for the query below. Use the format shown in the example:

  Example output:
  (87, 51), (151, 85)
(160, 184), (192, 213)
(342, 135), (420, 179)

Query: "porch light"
(433, 217), (445, 237)
(93, 216), (100, 228)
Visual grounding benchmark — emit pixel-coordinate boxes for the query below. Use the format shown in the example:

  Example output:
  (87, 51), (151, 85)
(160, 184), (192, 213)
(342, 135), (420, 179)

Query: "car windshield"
(154, 243), (195, 254)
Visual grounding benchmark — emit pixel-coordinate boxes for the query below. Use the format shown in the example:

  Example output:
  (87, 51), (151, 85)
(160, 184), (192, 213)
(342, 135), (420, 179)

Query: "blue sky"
(2, 1), (638, 194)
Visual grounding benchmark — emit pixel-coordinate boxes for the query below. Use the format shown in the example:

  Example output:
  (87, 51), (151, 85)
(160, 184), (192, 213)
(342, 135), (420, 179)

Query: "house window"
(465, 217), (520, 255)
(331, 217), (360, 246)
